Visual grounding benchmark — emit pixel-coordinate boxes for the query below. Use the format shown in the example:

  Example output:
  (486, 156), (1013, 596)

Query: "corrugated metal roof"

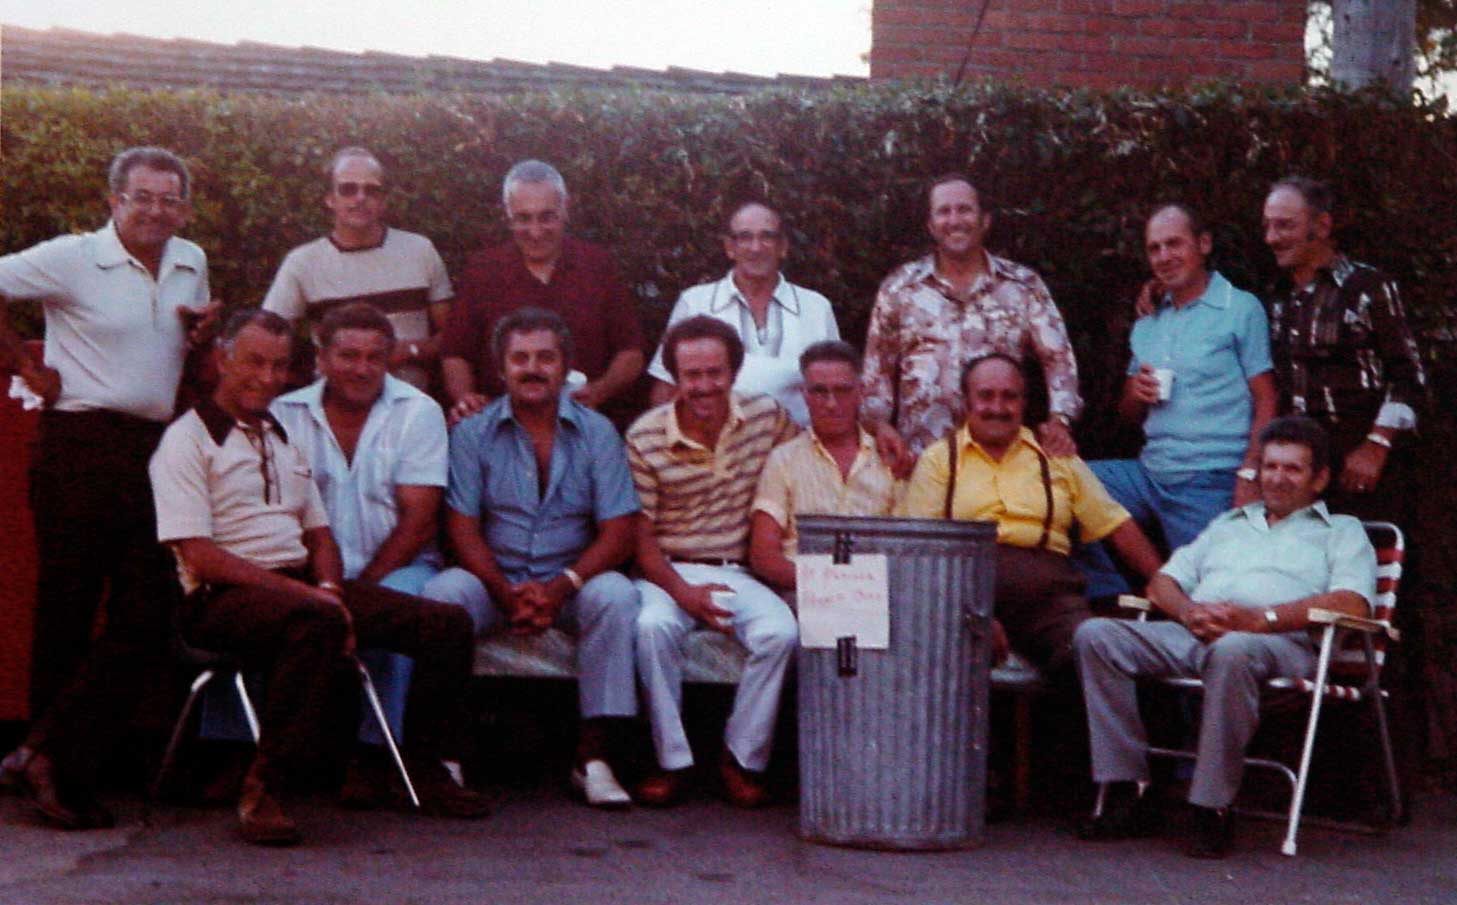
(0, 24), (864, 95)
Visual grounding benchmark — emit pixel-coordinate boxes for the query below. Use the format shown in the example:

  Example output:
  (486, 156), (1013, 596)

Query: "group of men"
(0, 143), (1425, 860)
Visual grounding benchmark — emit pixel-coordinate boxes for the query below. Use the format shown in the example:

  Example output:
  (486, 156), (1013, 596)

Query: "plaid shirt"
(1269, 255), (1426, 429)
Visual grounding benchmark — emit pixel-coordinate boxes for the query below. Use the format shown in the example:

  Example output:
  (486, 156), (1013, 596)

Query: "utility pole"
(1330, 0), (1417, 93)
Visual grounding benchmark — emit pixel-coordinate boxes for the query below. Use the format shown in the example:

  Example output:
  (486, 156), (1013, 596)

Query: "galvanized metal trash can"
(796, 515), (996, 850)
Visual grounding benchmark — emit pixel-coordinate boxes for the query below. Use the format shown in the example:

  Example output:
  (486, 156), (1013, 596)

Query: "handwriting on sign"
(796, 554), (890, 649)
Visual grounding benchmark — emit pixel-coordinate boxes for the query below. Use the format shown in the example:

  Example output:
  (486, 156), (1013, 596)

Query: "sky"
(0, 0), (873, 78)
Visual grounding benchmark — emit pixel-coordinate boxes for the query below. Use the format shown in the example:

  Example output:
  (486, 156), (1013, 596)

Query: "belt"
(671, 557), (744, 567)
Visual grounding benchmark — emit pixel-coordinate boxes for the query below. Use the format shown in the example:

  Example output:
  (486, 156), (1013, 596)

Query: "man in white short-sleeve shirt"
(149, 309), (487, 846)
(647, 201), (839, 424)
(0, 147), (219, 831)
(263, 147), (453, 392)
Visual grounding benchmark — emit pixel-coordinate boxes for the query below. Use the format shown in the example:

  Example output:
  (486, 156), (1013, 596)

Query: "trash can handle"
(832, 531), (855, 564)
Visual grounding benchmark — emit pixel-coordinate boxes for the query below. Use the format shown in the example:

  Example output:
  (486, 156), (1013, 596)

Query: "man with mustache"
(1073, 416), (1377, 859)
(1261, 177), (1426, 514)
(0, 146), (219, 829)
(269, 302), (453, 807)
(862, 175), (1082, 457)
(263, 147), (454, 393)
(902, 354), (1161, 675)
(1081, 203), (1277, 599)
(424, 307), (642, 809)
(628, 315), (799, 808)
(441, 160), (646, 428)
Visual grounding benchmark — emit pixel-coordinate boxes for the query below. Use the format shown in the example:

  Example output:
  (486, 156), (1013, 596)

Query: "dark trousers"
(181, 577), (474, 788)
(994, 545), (1093, 674)
(27, 410), (175, 791)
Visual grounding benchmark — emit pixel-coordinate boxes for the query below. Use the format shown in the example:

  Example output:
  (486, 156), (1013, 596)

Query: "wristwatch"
(1263, 608), (1279, 630)
(1236, 467), (1258, 482)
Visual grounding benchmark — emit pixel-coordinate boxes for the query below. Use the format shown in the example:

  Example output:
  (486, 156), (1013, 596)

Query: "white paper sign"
(795, 553), (890, 649)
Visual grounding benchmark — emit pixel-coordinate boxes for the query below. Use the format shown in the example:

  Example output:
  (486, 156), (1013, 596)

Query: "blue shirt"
(272, 374), (447, 579)
(446, 394), (640, 581)
(1129, 271), (1272, 476)
(1162, 501), (1376, 614)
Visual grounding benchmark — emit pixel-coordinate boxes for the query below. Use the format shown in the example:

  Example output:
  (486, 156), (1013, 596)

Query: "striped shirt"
(627, 393), (798, 561)
(752, 428), (903, 555)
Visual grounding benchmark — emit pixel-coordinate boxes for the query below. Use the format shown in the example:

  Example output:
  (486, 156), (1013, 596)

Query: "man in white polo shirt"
(149, 309), (487, 845)
(270, 301), (450, 805)
(0, 147), (218, 830)
(263, 146), (453, 392)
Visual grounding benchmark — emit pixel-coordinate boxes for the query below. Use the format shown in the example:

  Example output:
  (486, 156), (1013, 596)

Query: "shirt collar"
(1323, 254), (1356, 287)
(195, 394), (288, 446)
(279, 373), (414, 422)
(491, 391), (585, 431)
(957, 424), (1042, 461)
(918, 250), (1020, 293)
(1157, 270), (1231, 312)
(327, 226), (390, 254)
(91, 220), (197, 275)
(809, 425), (876, 462)
(1232, 499), (1334, 526)
(665, 393), (746, 450)
(711, 271), (800, 316)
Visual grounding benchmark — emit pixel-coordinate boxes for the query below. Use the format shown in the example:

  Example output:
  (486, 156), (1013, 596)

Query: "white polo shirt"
(647, 272), (839, 425)
(0, 221), (209, 422)
(271, 374), (447, 580)
(150, 397), (330, 594)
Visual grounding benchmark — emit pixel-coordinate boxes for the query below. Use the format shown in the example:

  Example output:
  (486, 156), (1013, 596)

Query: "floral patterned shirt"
(861, 251), (1082, 454)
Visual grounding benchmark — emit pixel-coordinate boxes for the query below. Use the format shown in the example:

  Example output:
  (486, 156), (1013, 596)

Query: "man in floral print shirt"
(861, 175), (1082, 457)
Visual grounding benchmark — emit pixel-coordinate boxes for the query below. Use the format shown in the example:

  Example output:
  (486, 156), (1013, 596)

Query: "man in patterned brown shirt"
(1262, 176), (1426, 513)
(862, 175), (1082, 456)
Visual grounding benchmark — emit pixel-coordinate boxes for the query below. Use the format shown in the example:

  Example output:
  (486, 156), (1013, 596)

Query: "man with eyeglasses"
(0, 146), (220, 830)
(748, 340), (902, 592)
(149, 309), (489, 845)
(440, 159), (646, 428)
(262, 147), (454, 393)
(646, 201), (839, 425)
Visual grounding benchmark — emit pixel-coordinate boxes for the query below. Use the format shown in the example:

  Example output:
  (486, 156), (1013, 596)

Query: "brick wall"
(871, 0), (1307, 88)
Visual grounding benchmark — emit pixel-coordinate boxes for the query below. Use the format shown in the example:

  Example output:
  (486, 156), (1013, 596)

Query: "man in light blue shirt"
(423, 307), (641, 808)
(1074, 416), (1377, 858)
(1082, 203), (1277, 598)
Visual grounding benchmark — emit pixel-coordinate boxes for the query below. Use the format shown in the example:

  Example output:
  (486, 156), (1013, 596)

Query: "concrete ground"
(3, 782), (1455, 905)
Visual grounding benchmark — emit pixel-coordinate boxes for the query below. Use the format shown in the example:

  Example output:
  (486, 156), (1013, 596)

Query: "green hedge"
(5, 81), (1457, 770)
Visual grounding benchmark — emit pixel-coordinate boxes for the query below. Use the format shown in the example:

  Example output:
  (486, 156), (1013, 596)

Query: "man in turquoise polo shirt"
(1081, 203), (1277, 598)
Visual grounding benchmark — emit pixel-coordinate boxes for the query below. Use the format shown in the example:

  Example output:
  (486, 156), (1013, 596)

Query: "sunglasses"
(335, 181), (385, 199)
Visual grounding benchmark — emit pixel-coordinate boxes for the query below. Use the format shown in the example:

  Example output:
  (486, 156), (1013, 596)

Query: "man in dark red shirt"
(440, 160), (645, 427)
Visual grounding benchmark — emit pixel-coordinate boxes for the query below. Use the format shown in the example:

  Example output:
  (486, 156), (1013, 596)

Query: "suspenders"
(942, 429), (1055, 550)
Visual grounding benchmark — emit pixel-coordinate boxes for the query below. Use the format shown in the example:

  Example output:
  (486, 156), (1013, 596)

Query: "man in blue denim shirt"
(1082, 203), (1277, 598)
(424, 307), (641, 808)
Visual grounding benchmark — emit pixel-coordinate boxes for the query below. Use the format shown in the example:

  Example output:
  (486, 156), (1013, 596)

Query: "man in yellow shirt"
(902, 353), (1162, 672)
(749, 341), (903, 591)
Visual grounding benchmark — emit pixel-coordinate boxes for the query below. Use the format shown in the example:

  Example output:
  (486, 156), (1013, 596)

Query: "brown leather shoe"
(719, 750), (769, 809)
(18, 752), (112, 830)
(339, 753), (390, 810)
(409, 758), (491, 819)
(237, 761), (300, 847)
(634, 768), (692, 808)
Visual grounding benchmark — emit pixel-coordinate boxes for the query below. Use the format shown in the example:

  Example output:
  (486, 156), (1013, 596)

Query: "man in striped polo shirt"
(627, 315), (799, 808)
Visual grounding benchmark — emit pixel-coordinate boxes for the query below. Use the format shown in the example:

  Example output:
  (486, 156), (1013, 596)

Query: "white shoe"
(571, 759), (631, 809)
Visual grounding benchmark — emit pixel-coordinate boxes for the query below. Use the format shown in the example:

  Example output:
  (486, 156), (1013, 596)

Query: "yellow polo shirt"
(752, 427), (904, 555)
(900, 426), (1128, 555)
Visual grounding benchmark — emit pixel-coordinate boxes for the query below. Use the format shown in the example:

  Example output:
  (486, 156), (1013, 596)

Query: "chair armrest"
(1307, 608), (1401, 641)
(1117, 594), (1154, 613)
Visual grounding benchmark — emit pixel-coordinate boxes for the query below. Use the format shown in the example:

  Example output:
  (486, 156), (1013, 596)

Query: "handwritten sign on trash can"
(796, 553), (890, 649)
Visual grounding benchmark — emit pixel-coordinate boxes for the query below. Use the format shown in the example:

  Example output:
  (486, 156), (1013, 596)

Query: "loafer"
(570, 759), (631, 810)
(18, 752), (111, 831)
(410, 758), (491, 820)
(237, 769), (300, 847)
(1186, 805), (1235, 859)
(0, 745), (34, 790)
(339, 754), (390, 811)
(719, 750), (769, 809)
(1075, 781), (1161, 841)
(634, 768), (692, 808)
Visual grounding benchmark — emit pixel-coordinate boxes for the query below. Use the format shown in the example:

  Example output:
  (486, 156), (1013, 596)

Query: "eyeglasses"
(729, 230), (782, 246)
(335, 181), (386, 199)
(119, 191), (187, 212)
(509, 210), (561, 228)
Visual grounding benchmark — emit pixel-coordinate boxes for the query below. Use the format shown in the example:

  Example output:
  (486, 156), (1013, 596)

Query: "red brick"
(1057, 0), (1104, 14)
(1019, 12), (1100, 33)
(1141, 18), (1247, 39)
(1241, 59), (1307, 82)
(1250, 21), (1305, 43)
(1111, 0), (1170, 16)
(1168, 1), (1224, 18)
(1217, 41), (1279, 60)
(1219, 2), (1285, 22)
